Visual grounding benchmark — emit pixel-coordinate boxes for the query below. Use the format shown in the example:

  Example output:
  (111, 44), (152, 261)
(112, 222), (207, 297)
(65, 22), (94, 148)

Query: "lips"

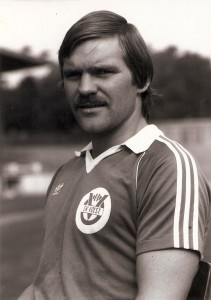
(76, 102), (106, 109)
(75, 96), (108, 110)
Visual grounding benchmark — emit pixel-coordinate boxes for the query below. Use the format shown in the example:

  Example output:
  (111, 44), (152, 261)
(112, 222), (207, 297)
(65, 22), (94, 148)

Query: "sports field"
(0, 199), (44, 299)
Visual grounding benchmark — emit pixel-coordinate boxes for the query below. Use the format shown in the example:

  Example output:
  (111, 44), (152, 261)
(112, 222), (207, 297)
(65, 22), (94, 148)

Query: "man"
(19, 10), (210, 300)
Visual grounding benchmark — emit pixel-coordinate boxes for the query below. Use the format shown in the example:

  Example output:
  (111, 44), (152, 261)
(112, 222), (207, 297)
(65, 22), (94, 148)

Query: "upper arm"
(136, 249), (199, 300)
(136, 140), (210, 257)
(134, 139), (210, 299)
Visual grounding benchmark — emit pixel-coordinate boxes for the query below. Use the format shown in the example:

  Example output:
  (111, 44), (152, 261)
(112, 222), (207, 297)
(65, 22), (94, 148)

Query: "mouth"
(76, 102), (107, 110)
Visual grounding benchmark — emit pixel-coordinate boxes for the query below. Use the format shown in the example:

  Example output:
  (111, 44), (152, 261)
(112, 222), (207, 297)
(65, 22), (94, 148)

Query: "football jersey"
(18, 125), (210, 300)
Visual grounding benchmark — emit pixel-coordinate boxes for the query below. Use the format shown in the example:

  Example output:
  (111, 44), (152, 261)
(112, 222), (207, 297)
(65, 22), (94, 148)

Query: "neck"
(90, 118), (147, 158)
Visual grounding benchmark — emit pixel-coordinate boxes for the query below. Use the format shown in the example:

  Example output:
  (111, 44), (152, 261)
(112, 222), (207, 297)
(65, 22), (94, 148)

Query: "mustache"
(75, 95), (108, 108)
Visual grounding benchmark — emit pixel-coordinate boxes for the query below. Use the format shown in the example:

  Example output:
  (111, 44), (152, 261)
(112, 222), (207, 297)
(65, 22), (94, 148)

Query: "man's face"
(63, 37), (142, 135)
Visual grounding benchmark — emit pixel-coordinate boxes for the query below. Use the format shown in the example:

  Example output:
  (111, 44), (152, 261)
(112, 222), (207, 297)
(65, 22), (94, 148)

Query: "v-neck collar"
(75, 124), (163, 173)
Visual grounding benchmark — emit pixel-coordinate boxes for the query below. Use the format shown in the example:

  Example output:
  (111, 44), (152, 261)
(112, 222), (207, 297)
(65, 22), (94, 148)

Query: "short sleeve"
(136, 137), (210, 258)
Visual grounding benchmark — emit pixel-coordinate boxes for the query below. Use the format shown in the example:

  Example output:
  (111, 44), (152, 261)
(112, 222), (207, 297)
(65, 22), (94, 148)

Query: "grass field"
(0, 197), (45, 300)
(0, 126), (211, 300)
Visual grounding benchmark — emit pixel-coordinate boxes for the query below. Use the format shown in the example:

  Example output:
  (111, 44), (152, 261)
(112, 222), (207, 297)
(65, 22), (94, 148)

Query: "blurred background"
(0, 0), (211, 299)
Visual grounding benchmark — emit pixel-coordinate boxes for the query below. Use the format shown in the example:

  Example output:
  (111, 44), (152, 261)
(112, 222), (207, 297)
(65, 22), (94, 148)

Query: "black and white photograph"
(0, 0), (211, 299)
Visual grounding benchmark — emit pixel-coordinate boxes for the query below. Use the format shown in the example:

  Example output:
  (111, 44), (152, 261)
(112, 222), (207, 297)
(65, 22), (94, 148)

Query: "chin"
(79, 124), (111, 136)
(81, 127), (105, 135)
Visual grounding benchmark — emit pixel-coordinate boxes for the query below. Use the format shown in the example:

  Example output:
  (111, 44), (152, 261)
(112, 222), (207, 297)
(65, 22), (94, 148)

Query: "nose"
(78, 73), (97, 95)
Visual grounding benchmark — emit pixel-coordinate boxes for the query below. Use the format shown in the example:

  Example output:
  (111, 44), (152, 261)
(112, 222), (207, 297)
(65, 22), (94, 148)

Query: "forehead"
(63, 37), (126, 68)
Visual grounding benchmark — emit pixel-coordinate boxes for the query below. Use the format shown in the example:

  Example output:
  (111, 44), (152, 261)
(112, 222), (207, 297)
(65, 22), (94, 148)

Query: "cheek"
(113, 75), (136, 95)
(64, 83), (77, 103)
(113, 82), (138, 106)
(64, 80), (78, 93)
(116, 87), (138, 116)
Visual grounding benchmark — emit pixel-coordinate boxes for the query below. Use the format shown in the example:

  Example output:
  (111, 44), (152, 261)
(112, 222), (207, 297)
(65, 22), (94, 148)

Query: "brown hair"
(58, 10), (154, 121)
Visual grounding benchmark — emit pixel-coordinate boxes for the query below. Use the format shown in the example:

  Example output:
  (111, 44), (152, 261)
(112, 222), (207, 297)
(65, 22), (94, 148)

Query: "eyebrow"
(63, 64), (120, 73)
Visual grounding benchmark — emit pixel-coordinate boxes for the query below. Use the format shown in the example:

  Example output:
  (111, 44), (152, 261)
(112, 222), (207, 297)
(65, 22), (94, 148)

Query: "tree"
(150, 47), (211, 120)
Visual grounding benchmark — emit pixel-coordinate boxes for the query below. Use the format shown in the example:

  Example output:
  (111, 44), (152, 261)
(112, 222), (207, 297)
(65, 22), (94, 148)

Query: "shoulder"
(141, 134), (198, 171)
(46, 156), (83, 198)
(137, 134), (210, 200)
(136, 134), (208, 194)
(137, 135), (178, 178)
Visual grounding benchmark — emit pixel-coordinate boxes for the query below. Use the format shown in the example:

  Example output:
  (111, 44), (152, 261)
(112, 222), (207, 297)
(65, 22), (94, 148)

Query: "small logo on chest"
(75, 187), (111, 234)
(52, 183), (64, 196)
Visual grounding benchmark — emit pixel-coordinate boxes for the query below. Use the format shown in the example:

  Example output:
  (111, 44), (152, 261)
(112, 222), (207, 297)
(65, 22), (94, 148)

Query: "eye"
(92, 68), (114, 77)
(63, 71), (81, 80)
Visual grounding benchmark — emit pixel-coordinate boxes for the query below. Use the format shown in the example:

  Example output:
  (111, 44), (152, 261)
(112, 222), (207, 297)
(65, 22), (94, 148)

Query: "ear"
(137, 81), (150, 94)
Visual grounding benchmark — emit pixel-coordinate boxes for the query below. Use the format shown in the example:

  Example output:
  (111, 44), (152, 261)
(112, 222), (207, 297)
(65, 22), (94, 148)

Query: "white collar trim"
(85, 145), (122, 173)
(75, 124), (163, 173)
(123, 124), (163, 153)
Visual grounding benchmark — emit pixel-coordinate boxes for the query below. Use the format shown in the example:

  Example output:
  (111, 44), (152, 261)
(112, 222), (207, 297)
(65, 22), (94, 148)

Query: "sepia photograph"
(0, 0), (211, 299)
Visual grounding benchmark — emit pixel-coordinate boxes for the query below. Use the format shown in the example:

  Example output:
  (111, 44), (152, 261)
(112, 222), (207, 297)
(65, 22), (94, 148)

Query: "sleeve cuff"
(136, 235), (204, 258)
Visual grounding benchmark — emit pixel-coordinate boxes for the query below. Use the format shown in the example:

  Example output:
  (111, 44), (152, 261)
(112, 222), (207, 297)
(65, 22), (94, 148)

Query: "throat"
(90, 119), (147, 158)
